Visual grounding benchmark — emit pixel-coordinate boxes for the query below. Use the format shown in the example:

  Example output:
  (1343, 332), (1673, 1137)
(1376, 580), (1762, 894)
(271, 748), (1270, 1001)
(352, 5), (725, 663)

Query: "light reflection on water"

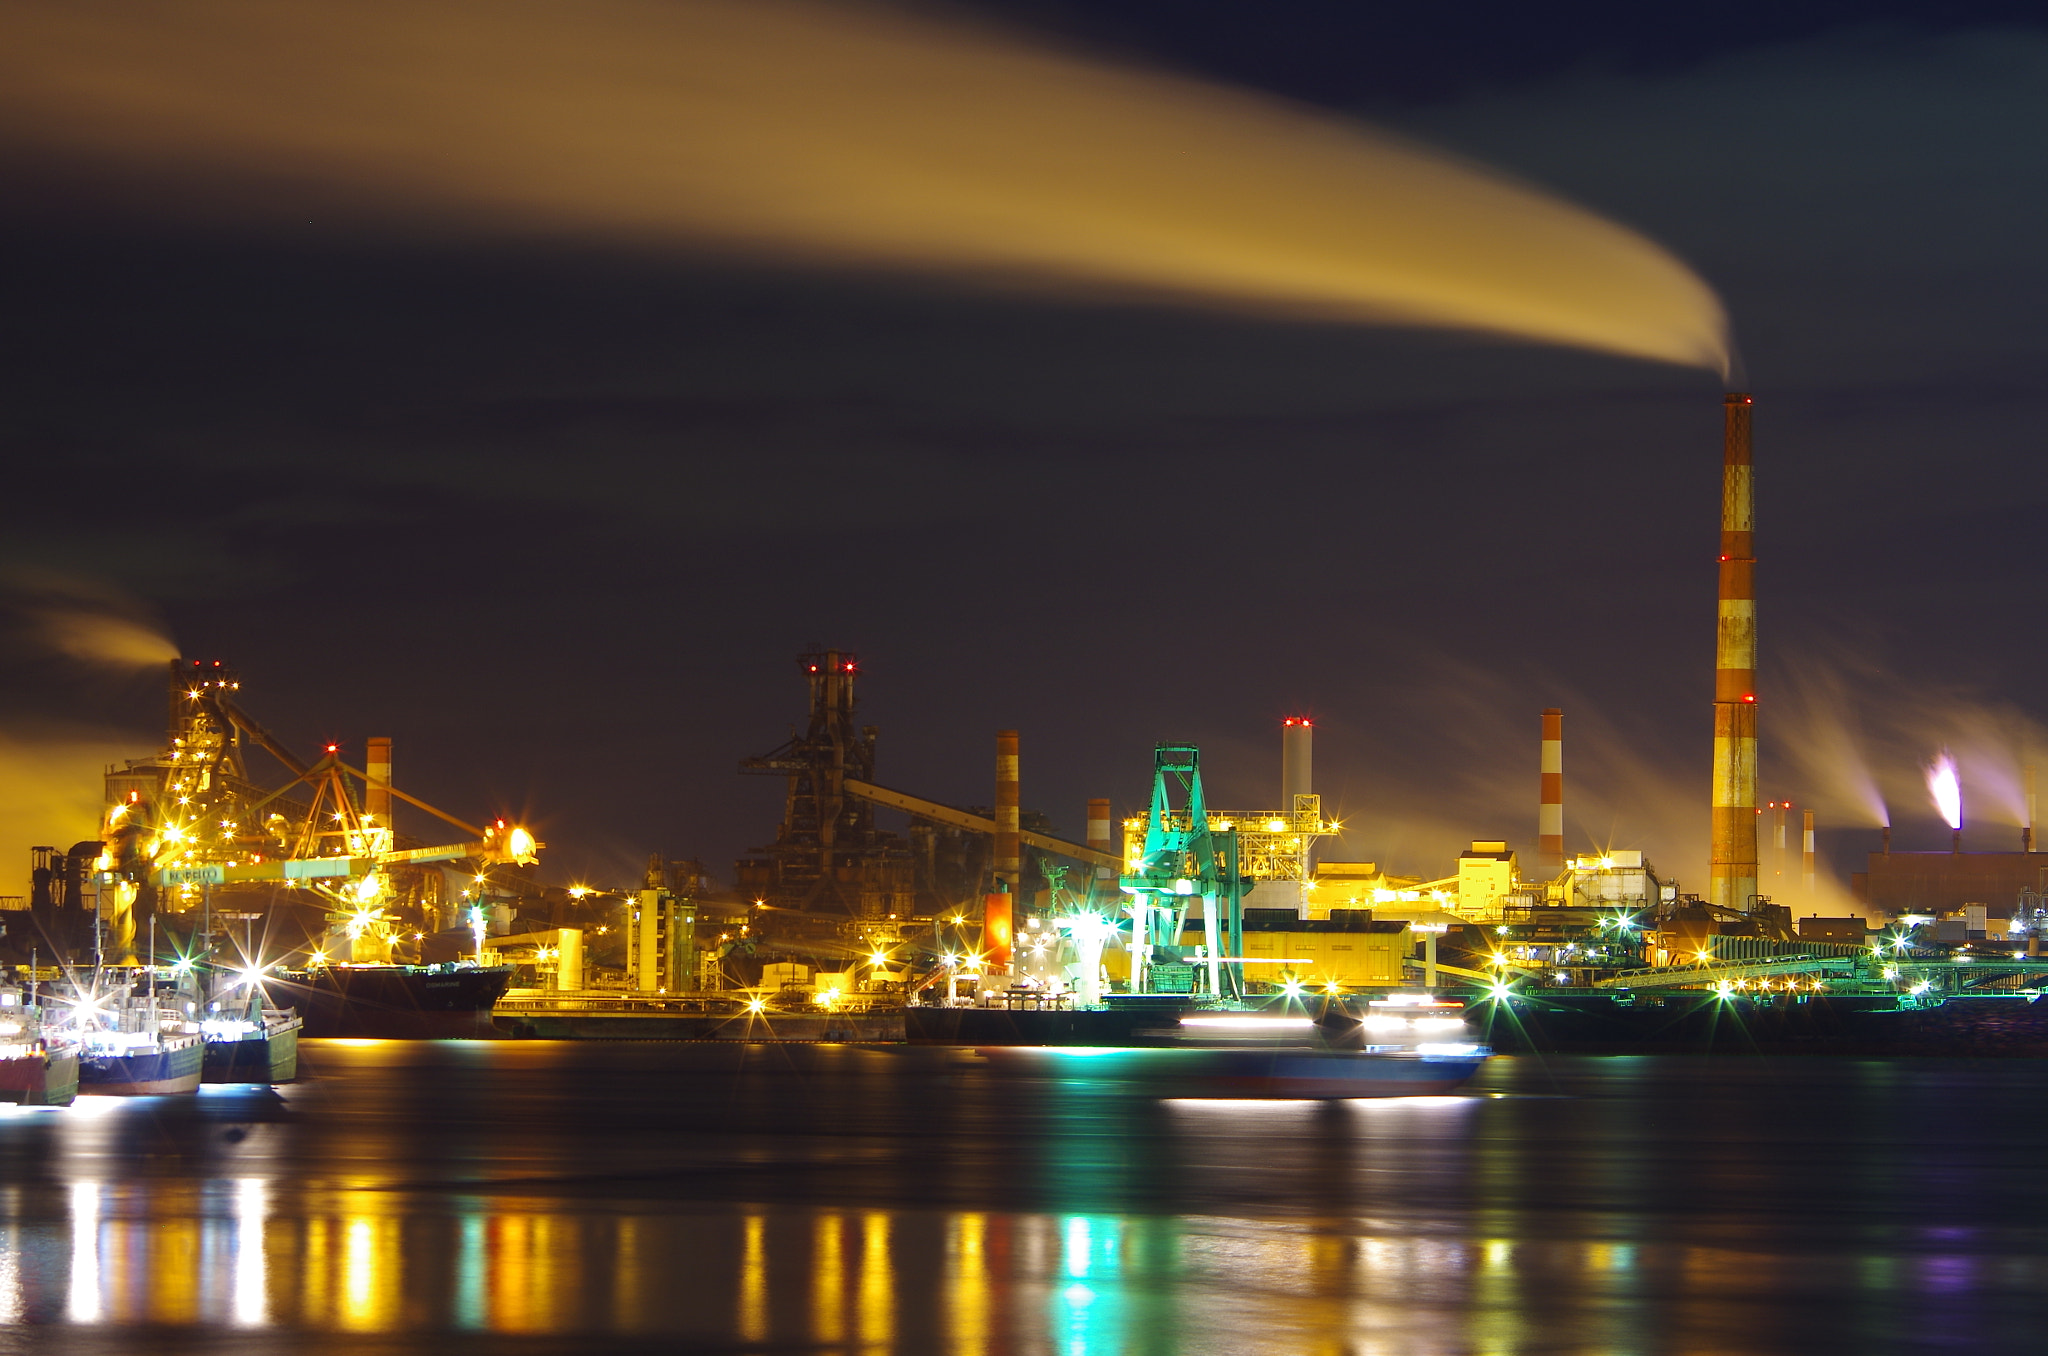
(0, 1043), (2042, 1352)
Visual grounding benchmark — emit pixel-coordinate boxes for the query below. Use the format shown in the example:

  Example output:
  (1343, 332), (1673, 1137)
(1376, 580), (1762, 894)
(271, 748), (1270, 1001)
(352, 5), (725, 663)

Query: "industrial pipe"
(1539, 708), (1563, 877)
(995, 730), (1020, 892)
(1709, 393), (1759, 913)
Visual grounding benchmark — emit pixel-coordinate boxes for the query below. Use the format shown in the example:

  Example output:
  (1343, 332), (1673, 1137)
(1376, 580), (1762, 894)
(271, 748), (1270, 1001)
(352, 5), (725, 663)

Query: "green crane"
(1120, 744), (1250, 1000)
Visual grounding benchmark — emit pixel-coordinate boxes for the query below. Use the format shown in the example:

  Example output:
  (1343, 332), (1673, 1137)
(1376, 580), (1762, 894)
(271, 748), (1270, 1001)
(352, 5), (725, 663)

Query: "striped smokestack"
(995, 730), (1020, 891)
(1802, 809), (1816, 896)
(1539, 708), (1563, 876)
(1710, 392), (1759, 913)
(1086, 797), (1112, 890)
(365, 736), (392, 822)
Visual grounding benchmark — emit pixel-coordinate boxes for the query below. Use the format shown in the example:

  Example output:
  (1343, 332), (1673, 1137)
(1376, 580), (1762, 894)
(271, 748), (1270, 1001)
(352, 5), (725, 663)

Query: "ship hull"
(977, 1045), (1489, 1098)
(203, 1017), (301, 1083)
(1, 1049), (79, 1105)
(278, 965), (513, 1039)
(79, 1038), (204, 1096)
(1469, 991), (2048, 1056)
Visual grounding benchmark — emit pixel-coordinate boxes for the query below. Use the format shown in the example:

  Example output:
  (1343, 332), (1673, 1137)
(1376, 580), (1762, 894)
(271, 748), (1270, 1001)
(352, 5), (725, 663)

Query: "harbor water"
(0, 1041), (2043, 1353)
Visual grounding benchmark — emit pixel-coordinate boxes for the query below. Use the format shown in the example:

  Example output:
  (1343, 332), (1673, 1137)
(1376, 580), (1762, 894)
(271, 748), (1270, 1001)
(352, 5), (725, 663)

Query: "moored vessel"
(976, 997), (1491, 1098)
(275, 961), (514, 1038)
(0, 979), (79, 1106)
(49, 970), (206, 1096)
(200, 973), (302, 1082)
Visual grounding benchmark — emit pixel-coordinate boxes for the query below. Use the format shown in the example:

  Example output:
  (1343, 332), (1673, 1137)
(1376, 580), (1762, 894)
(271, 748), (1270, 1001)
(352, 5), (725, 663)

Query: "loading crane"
(94, 659), (539, 965)
(1120, 744), (1251, 1000)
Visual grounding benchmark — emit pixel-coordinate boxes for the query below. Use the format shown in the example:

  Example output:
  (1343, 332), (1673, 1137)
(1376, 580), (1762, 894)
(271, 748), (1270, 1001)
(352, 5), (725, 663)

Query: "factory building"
(1852, 849), (2048, 917)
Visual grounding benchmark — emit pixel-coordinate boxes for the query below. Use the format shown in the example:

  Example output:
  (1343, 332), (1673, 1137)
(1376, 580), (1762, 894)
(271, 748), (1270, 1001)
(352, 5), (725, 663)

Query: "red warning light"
(843, 662), (856, 673)
(807, 665), (819, 673)
(325, 743), (338, 753)
(1743, 694), (1756, 703)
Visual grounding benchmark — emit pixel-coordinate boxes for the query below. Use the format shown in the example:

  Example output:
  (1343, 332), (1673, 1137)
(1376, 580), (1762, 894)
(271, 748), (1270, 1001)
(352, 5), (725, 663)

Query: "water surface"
(1, 1041), (2043, 1353)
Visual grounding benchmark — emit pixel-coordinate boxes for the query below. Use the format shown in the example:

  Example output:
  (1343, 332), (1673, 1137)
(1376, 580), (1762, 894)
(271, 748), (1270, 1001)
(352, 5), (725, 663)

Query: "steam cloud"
(0, 0), (1729, 374)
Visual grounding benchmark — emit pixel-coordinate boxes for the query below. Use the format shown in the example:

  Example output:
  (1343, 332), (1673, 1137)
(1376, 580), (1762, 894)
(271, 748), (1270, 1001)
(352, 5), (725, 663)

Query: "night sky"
(2, 0), (2044, 900)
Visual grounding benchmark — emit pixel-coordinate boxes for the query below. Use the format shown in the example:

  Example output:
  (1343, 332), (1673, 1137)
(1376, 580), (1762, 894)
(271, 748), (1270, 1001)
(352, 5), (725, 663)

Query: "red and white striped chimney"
(1802, 809), (1816, 896)
(995, 730), (1021, 891)
(365, 736), (392, 822)
(1086, 798), (1112, 890)
(1539, 709), (1564, 877)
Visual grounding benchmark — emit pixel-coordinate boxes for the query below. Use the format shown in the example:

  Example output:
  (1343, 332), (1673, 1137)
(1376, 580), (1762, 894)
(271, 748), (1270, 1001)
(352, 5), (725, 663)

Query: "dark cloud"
(1, 10), (2043, 894)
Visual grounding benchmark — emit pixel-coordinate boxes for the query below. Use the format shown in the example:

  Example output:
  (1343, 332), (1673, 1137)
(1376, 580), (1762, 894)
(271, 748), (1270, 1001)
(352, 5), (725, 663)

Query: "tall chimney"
(1538, 709), (1563, 877)
(365, 736), (393, 823)
(1086, 798), (1113, 895)
(2027, 765), (2037, 853)
(1281, 718), (1313, 810)
(995, 730), (1020, 891)
(1710, 392), (1759, 913)
(1802, 809), (1816, 896)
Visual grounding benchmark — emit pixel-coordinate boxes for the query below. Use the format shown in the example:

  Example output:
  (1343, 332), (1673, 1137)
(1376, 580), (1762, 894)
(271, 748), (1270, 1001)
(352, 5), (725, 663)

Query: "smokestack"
(1802, 810), (1816, 896)
(1538, 709), (1563, 877)
(1087, 798), (1112, 893)
(365, 736), (392, 822)
(1710, 392), (1759, 913)
(1281, 718), (1313, 810)
(2027, 766), (2037, 853)
(995, 730), (1020, 891)
(1770, 800), (1788, 892)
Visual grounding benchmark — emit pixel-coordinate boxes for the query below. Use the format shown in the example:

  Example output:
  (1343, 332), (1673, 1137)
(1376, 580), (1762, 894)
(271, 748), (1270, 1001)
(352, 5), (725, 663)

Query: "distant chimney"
(1539, 709), (1563, 877)
(995, 731), (1020, 890)
(365, 737), (392, 822)
(1281, 718), (1313, 809)
(1802, 810), (1816, 896)
(1086, 798), (1112, 889)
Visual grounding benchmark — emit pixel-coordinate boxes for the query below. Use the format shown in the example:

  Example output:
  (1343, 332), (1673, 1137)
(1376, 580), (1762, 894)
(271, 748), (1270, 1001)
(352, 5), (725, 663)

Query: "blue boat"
(77, 1030), (204, 1096)
(47, 971), (206, 1096)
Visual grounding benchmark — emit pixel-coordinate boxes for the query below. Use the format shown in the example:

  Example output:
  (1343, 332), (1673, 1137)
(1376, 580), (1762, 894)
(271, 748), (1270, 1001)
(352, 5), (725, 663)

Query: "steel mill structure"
(10, 660), (544, 1041)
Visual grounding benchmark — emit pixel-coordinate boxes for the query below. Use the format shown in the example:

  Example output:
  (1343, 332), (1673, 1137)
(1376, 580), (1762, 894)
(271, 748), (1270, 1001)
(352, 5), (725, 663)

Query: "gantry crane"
(1120, 744), (1250, 1000)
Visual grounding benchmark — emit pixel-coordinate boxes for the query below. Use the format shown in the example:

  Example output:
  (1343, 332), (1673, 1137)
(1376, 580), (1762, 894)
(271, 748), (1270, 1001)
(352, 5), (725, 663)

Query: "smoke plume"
(1, 570), (177, 670)
(0, 0), (1729, 374)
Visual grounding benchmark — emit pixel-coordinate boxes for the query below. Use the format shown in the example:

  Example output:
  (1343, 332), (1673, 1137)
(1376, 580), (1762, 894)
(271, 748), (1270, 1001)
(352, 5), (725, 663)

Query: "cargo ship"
(273, 962), (514, 1038)
(0, 981), (79, 1106)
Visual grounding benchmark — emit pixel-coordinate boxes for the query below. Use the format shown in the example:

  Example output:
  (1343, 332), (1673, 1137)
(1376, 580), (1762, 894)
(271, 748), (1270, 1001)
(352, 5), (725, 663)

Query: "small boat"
(977, 996), (1491, 1099)
(200, 978), (302, 1084)
(50, 971), (205, 1097)
(0, 980), (79, 1106)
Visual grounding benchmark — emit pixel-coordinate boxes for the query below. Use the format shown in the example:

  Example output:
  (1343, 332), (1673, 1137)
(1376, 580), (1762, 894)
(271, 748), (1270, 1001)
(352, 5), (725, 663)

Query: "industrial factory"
(8, 390), (2048, 1055)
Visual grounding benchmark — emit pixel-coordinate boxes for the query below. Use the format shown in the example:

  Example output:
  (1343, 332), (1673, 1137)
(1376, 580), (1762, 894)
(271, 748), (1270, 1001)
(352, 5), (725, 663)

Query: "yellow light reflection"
(738, 1214), (769, 1342)
(234, 1178), (267, 1327)
(857, 1212), (894, 1352)
(338, 1212), (400, 1331)
(812, 1213), (844, 1344)
(947, 1213), (989, 1356)
(68, 1181), (99, 1323)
